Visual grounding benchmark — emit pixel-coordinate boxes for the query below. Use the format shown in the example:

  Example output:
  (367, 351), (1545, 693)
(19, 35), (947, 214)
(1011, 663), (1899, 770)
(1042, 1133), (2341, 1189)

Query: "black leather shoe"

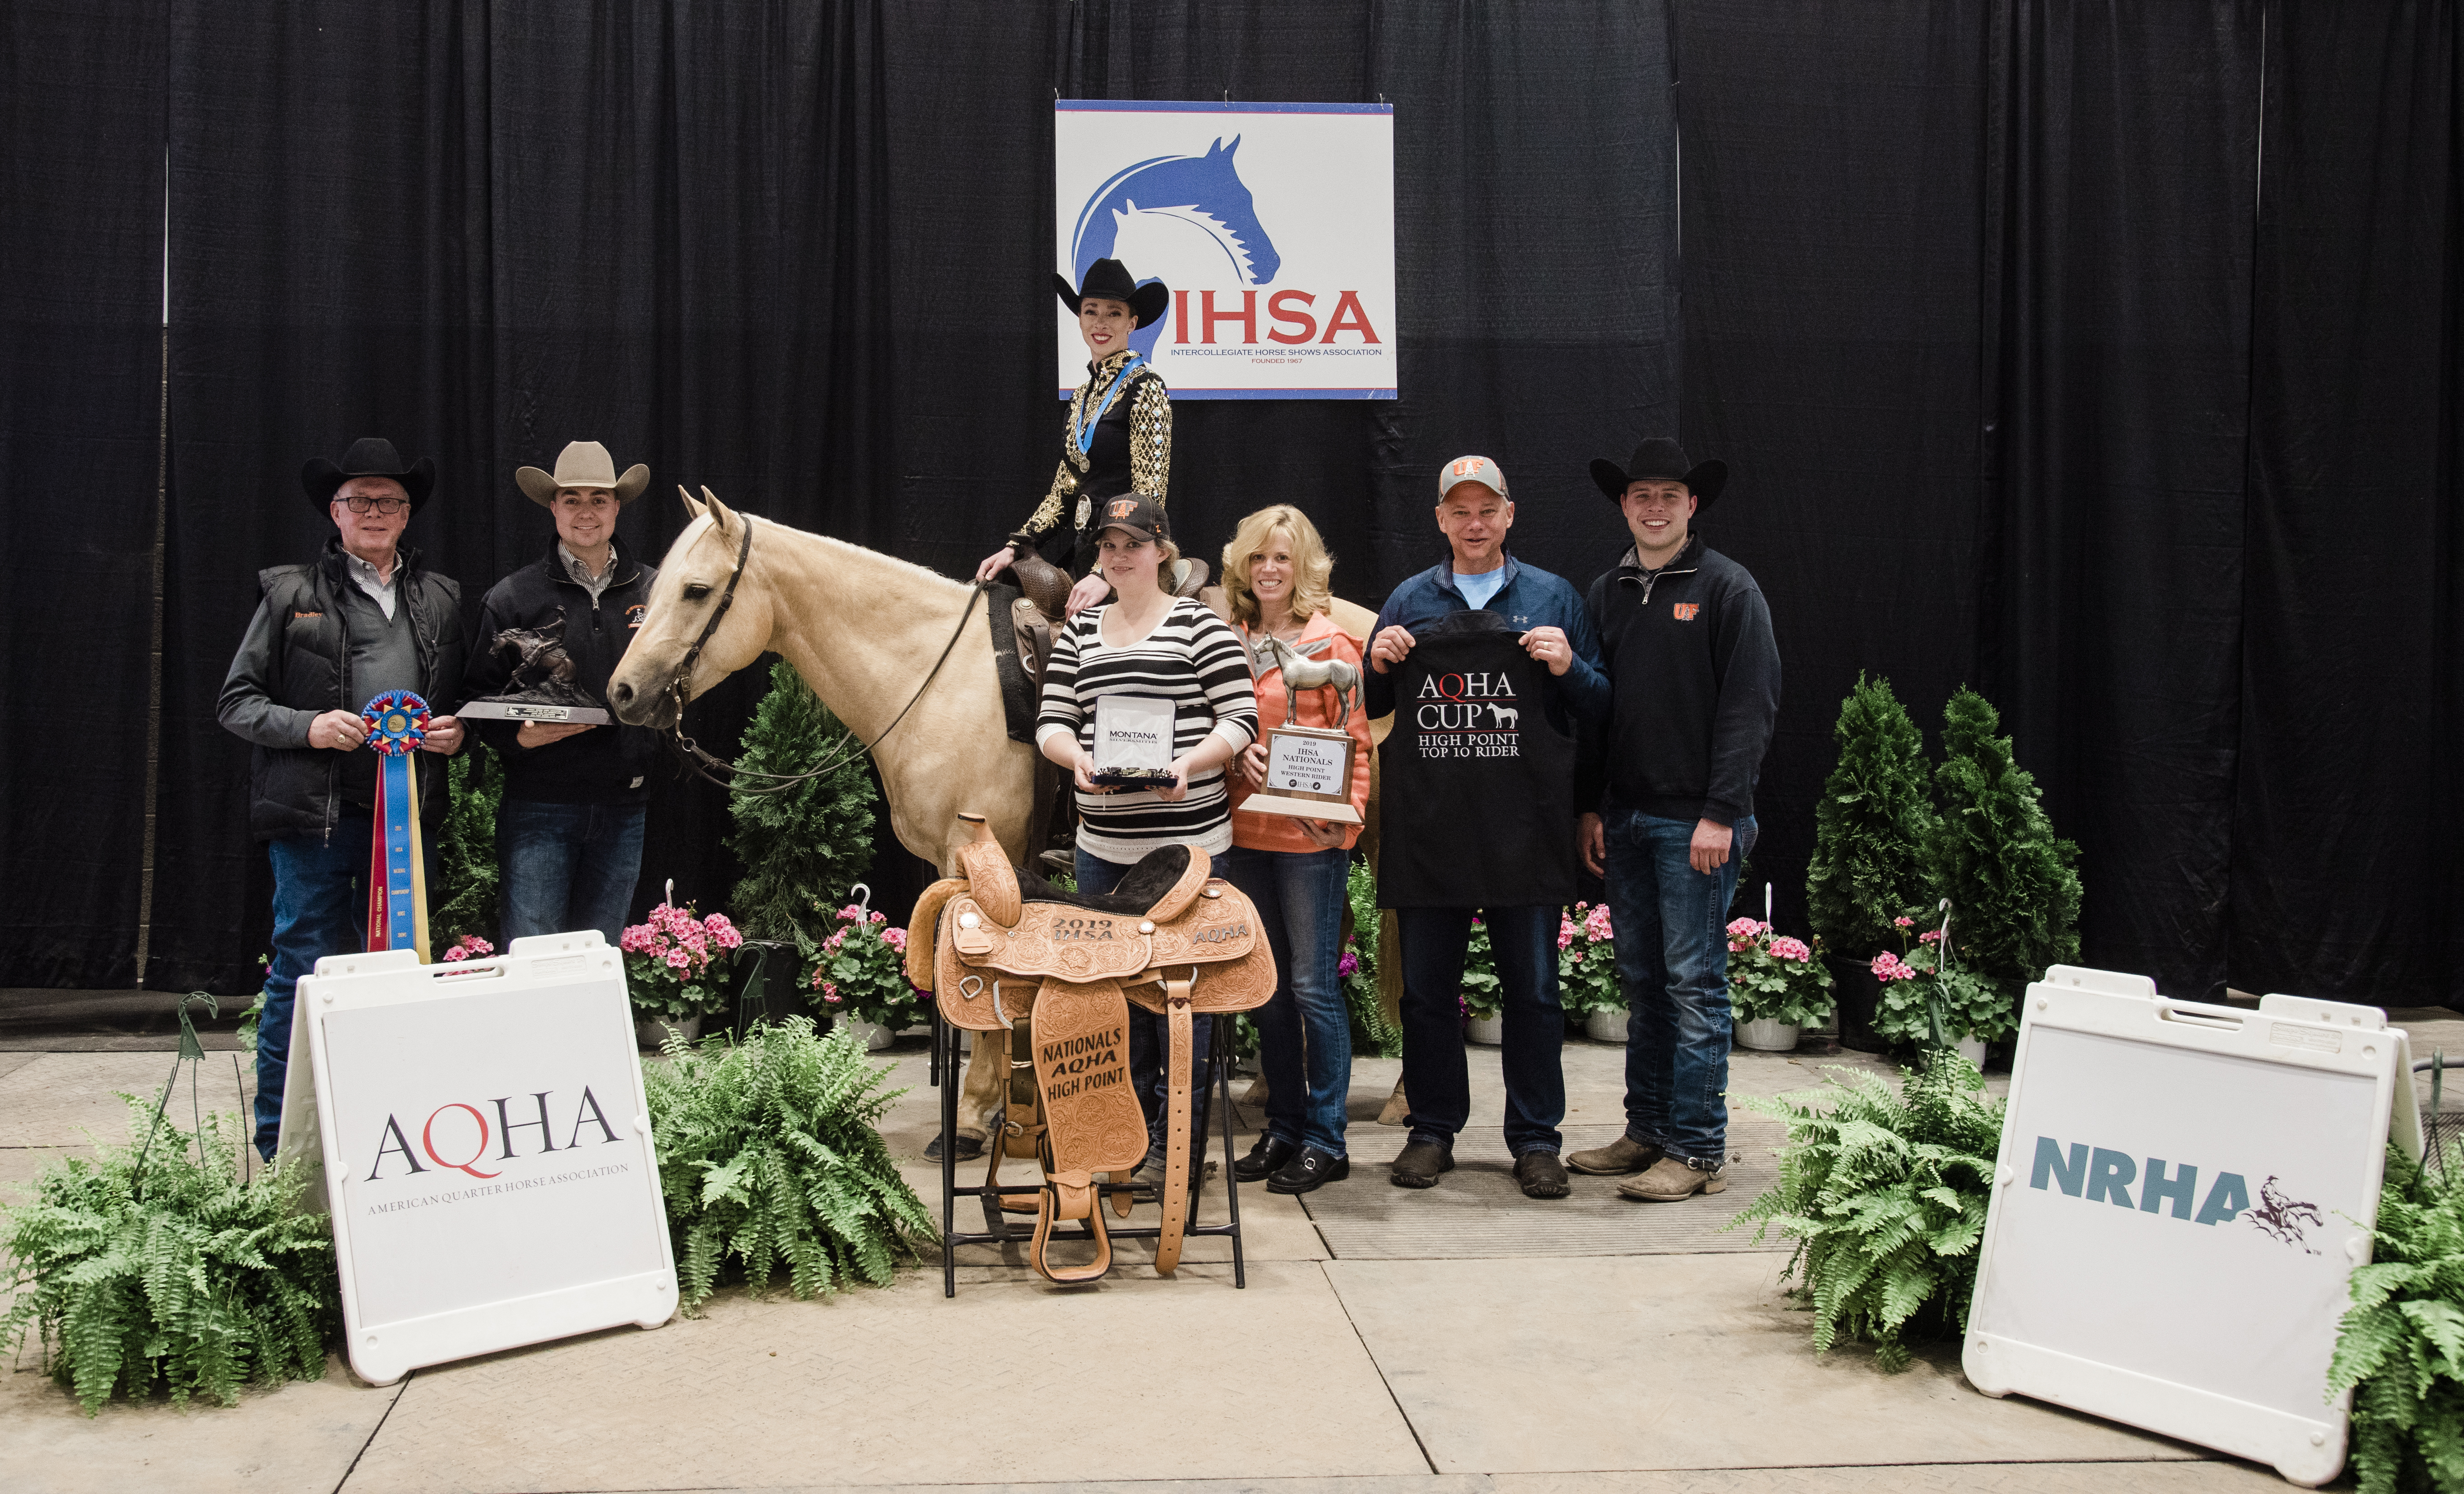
(925, 1131), (983, 1162)
(1514, 1150), (1571, 1199)
(1267, 1146), (1350, 1194)
(1389, 1139), (1456, 1189)
(1234, 1133), (1300, 1183)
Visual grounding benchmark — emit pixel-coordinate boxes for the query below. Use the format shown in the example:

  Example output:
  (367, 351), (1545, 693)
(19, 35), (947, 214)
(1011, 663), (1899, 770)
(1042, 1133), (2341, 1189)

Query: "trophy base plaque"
(1241, 723), (1360, 824)
(458, 701), (613, 726)
(1237, 793), (1363, 825)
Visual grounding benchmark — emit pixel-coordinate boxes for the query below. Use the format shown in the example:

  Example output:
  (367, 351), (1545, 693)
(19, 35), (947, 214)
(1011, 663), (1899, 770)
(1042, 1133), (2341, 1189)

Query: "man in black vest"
(1365, 456), (1609, 1199)
(1568, 439), (1781, 1202)
(464, 442), (660, 944)
(218, 437), (467, 1161)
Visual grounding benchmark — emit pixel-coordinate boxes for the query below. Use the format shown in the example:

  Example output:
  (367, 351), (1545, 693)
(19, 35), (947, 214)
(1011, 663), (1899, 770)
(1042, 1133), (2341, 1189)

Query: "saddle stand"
(910, 813), (1274, 1291)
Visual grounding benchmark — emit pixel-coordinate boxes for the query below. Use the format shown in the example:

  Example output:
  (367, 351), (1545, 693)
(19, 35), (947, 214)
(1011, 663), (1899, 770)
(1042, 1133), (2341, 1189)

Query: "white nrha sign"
(1055, 100), (1396, 401)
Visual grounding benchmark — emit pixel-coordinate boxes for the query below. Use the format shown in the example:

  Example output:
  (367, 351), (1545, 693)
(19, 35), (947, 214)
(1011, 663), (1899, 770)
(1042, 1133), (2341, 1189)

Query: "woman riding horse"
(974, 258), (1172, 618)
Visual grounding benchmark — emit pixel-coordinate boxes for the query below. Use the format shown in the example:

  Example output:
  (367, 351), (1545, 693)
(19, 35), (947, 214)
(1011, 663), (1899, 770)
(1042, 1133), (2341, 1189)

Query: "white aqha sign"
(1964, 967), (2421, 1487)
(289, 932), (677, 1386)
(1055, 100), (1395, 400)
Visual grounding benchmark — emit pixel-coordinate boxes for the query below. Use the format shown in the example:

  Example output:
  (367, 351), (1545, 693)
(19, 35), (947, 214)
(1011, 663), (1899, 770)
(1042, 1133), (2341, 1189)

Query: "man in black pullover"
(1566, 439), (1781, 1202)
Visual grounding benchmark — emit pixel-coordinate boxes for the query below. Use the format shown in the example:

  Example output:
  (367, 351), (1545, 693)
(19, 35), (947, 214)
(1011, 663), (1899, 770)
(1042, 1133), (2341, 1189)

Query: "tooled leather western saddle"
(907, 814), (1273, 1283)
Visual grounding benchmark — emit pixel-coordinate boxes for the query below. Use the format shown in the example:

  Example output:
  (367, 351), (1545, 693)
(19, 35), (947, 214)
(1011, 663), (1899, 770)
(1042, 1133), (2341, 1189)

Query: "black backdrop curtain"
(0, 1), (166, 987)
(3, 1), (2456, 1007)
(133, 0), (1676, 993)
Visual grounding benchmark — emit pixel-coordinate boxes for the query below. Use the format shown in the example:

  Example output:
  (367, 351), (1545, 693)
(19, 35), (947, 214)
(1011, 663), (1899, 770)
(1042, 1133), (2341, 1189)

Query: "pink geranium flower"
(1583, 906), (1613, 942)
(1917, 930), (1941, 946)
(1871, 951), (1916, 982)
(664, 949), (691, 971)
(1893, 916), (1914, 928)
(1337, 949), (1359, 977)
(1767, 936), (1812, 963)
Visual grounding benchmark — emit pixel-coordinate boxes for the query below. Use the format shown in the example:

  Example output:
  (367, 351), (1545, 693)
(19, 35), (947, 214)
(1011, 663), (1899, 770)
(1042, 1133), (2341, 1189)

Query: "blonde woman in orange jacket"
(1219, 504), (1374, 1194)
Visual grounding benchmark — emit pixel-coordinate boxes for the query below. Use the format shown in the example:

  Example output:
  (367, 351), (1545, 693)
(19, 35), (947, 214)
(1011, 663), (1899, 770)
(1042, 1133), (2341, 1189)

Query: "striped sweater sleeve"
(1187, 608), (1260, 751)
(1033, 616), (1089, 749)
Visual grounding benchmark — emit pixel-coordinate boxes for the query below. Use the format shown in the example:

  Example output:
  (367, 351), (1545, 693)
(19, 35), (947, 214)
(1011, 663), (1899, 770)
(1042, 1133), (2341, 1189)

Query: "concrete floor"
(7, 1001), (2459, 1494)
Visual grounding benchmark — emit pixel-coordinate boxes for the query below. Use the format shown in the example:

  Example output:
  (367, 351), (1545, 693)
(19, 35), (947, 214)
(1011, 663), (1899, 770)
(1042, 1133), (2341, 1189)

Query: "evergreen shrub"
(433, 742), (505, 944)
(1805, 674), (1938, 961)
(1926, 688), (2081, 988)
(0, 1102), (339, 1414)
(727, 662), (878, 943)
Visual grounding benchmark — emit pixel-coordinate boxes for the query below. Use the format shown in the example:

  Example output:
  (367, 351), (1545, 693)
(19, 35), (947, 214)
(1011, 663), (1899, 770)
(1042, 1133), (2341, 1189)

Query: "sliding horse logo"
(1070, 137), (1282, 362)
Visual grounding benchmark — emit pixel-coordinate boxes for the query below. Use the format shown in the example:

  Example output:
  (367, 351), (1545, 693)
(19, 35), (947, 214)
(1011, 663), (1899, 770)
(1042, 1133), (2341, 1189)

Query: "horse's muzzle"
(607, 679), (673, 729)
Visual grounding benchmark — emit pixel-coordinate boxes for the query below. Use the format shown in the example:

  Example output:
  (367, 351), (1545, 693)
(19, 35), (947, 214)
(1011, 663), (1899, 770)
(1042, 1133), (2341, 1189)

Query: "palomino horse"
(606, 487), (1399, 1141)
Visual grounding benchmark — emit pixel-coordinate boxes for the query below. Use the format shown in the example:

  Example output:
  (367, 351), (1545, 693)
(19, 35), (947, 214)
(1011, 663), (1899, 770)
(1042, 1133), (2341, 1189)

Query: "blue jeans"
(499, 799), (648, 945)
(1075, 847), (1212, 1156)
(258, 819), (376, 1160)
(1396, 904), (1565, 1156)
(1219, 845), (1351, 1157)
(1603, 809), (1757, 1163)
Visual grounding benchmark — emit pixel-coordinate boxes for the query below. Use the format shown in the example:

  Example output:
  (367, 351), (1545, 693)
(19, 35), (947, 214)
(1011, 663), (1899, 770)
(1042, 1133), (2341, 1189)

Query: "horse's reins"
(663, 517), (989, 796)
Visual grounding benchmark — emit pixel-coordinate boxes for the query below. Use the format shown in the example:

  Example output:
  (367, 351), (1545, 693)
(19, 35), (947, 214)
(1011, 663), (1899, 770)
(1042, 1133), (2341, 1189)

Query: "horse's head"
(1075, 136), (1282, 361)
(607, 486), (778, 729)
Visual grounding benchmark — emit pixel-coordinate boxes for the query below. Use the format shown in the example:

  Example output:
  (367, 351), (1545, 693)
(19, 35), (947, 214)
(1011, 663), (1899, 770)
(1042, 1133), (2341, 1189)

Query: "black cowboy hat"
(301, 436), (436, 514)
(1054, 258), (1171, 330)
(1590, 438), (1727, 508)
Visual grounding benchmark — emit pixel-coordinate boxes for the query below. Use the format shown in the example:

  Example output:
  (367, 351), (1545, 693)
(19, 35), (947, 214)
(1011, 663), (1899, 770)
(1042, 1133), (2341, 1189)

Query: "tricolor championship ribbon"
(361, 690), (432, 962)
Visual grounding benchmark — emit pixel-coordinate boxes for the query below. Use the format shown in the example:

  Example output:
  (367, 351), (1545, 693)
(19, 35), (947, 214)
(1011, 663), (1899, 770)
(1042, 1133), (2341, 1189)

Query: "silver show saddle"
(907, 814), (1275, 1283)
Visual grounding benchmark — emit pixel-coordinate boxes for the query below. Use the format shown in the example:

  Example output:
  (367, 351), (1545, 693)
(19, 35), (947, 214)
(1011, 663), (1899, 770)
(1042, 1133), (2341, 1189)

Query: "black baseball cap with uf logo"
(1094, 494), (1168, 545)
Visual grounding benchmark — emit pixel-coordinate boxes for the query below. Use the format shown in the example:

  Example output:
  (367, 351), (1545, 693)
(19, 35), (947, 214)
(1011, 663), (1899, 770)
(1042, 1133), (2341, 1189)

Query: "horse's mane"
(722, 512), (972, 599)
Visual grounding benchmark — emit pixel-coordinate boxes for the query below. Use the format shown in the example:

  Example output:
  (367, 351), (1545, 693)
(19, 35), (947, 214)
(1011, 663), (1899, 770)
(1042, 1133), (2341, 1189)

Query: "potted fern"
(2328, 1139), (2464, 1493)
(1341, 859), (1403, 1058)
(1924, 688), (2081, 1032)
(641, 1016), (935, 1309)
(1, 1100), (340, 1414)
(1730, 1052), (2003, 1368)
(1727, 918), (1834, 1051)
(1805, 674), (1939, 1052)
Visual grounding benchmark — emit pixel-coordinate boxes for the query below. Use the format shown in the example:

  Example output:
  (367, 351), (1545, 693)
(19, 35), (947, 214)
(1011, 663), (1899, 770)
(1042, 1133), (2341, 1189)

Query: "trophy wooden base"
(459, 700), (613, 726)
(1237, 793), (1363, 825)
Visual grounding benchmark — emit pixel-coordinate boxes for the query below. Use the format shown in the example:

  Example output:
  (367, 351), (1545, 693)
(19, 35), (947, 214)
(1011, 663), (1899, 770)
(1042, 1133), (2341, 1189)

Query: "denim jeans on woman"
(1218, 844), (1351, 1157)
(499, 799), (648, 945)
(1074, 847), (1212, 1157)
(1396, 904), (1565, 1157)
(1601, 806), (1758, 1165)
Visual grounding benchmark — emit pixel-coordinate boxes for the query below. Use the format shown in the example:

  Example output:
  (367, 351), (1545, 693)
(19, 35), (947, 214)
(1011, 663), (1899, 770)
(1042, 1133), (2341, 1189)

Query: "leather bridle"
(660, 515), (989, 796)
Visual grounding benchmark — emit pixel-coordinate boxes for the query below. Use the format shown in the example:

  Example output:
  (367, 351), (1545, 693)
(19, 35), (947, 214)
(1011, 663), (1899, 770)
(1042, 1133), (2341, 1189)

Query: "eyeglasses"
(338, 494), (410, 515)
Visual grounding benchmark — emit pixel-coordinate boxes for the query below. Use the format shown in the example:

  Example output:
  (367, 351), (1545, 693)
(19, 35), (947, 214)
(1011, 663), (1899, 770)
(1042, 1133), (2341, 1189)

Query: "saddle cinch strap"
(908, 816), (1277, 1282)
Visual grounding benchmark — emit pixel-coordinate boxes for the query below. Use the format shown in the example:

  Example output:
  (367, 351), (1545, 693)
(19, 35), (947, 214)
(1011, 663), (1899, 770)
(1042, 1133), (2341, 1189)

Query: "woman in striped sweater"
(1035, 494), (1260, 1183)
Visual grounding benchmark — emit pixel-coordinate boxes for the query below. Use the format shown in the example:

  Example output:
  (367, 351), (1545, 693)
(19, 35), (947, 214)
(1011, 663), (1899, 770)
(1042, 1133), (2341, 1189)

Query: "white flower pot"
(1737, 1017), (1800, 1052)
(1585, 1007), (1629, 1044)
(1954, 1034), (1988, 1068)
(636, 1015), (702, 1049)
(840, 1017), (896, 1051)
(1466, 1014), (1505, 1045)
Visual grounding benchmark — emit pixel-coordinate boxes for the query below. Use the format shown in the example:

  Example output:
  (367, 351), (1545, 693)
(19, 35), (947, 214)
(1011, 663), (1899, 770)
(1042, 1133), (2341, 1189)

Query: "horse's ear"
(701, 486), (740, 535)
(678, 484), (706, 521)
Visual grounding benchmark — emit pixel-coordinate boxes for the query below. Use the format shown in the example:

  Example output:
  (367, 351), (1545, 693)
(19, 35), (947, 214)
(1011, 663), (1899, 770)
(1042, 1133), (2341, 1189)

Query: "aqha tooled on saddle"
(906, 814), (1274, 1283)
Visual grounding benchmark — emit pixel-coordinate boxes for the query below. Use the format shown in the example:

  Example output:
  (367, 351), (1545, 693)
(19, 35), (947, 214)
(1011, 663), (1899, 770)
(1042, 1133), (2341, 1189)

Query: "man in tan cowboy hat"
(463, 440), (661, 944)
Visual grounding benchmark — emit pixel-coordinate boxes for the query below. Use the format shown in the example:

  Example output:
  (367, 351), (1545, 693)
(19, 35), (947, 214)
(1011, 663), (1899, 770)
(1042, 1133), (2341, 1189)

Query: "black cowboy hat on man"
(1589, 437), (1727, 509)
(1054, 258), (1171, 331)
(300, 436), (436, 516)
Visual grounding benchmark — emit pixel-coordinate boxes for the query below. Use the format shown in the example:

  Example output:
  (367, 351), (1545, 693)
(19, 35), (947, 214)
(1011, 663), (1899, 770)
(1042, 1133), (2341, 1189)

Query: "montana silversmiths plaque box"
(1239, 724), (1362, 824)
(1091, 694), (1177, 787)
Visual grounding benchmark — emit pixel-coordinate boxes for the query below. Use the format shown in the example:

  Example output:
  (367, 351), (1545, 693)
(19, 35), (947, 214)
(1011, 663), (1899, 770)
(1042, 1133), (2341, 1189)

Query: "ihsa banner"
(1054, 100), (1397, 401)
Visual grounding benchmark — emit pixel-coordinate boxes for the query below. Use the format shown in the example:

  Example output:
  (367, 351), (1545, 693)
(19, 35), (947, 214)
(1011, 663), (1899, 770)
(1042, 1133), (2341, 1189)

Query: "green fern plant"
(1728, 1054), (2003, 1370)
(0, 1100), (339, 1414)
(642, 1016), (934, 1312)
(2327, 1142), (2464, 1494)
(726, 662), (878, 944)
(1344, 857), (1403, 1058)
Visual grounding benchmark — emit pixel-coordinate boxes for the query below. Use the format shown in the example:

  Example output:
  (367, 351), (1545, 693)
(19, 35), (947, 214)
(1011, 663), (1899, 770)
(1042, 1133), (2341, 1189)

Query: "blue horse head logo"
(1070, 136), (1281, 360)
